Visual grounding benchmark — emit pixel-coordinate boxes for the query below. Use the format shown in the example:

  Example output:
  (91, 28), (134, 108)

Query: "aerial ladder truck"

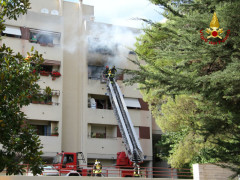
(107, 77), (144, 177)
(52, 75), (144, 177)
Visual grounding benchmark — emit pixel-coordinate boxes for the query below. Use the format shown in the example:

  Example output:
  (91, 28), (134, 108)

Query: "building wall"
(1, 0), (64, 156)
(62, 1), (89, 158)
(193, 164), (237, 180)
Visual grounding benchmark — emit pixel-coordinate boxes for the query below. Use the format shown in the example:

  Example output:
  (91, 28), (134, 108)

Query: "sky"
(81, 0), (166, 28)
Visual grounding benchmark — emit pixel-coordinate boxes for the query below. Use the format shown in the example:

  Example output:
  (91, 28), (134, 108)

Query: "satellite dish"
(41, 8), (49, 14)
(51, 10), (59, 15)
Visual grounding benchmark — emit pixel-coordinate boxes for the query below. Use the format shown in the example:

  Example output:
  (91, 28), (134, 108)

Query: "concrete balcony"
(5, 11), (63, 33)
(86, 137), (152, 159)
(40, 135), (61, 155)
(86, 108), (151, 127)
(87, 108), (116, 125)
(22, 103), (61, 121)
(87, 79), (142, 98)
(86, 138), (125, 158)
(1, 37), (62, 61)
(38, 75), (62, 91)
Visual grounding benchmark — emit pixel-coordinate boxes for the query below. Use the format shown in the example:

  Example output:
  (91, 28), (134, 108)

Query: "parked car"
(26, 165), (59, 176)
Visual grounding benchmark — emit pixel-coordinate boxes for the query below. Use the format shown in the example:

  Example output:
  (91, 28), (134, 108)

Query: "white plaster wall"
(22, 104), (61, 121)
(1, 38), (63, 61)
(40, 136), (61, 154)
(193, 163), (237, 180)
(5, 12), (63, 32)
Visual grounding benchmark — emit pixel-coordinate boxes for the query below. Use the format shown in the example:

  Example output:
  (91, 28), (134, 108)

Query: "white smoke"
(86, 21), (141, 69)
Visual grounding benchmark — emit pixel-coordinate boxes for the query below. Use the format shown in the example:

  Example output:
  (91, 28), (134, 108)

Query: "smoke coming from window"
(86, 22), (141, 69)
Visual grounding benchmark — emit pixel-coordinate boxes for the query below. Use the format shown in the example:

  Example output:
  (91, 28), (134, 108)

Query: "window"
(29, 121), (51, 136)
(63, 154), (74, 164)
(2, 26), (21, 38)
(91, 125), (106, 138)
(90, 124), (117, 138)
(41, 65), (53, 73)
(124, 98), (141, 109)
(88, 94), (111, 110)
(29, 120), (58, 136)
(29, 29), (61, 46)
(88, 65), (105, 79)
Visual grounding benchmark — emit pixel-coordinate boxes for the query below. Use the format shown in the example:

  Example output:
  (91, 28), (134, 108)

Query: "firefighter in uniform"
(104, 66), (109, 78)
(108, 69), (114, 83)
(111, 66), (117, 78)
(93, 159), (102, 177)
(133, 163), (140, 177)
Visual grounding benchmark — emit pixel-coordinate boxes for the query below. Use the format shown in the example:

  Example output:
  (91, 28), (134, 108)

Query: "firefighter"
(133, 163), (140, 177)
(111, 66), (117, 77)
(104, 66), (109, 78)
(108, 69), (114, 83)
(93, 159), (102, 177)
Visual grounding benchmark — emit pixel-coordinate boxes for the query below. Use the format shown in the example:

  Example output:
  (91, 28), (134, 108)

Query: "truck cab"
(53, 152), (88, 176)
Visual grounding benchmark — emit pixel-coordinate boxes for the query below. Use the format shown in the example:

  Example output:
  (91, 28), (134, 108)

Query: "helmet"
(95, 159), (99, 165)
(106, 66), (109, 68)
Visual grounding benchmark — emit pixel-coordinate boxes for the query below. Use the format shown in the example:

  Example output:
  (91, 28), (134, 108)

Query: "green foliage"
(125, 0), (240, 175)
(0, 0), (44, 175)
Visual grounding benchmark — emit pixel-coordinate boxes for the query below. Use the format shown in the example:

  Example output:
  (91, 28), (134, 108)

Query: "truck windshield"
(53, 154), (62, 164)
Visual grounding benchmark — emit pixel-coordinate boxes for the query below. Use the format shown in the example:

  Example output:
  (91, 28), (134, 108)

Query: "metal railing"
(0, 164), (193, 178)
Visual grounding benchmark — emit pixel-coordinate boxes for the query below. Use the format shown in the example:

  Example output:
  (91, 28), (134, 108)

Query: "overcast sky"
(82, 0), (165, 28)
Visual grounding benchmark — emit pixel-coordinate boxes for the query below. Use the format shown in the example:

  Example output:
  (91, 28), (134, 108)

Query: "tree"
(0, 0), (44, 175)
(124, 0), (240, 176)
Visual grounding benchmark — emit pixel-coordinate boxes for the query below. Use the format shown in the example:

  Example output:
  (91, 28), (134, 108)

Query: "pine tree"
(125, 0), (240, 176)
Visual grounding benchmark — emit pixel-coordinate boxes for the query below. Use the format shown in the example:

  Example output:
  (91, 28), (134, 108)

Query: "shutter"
(20, 27), (30, 40)
(124, 98), (141, 108)
(117, 126), (122, 137)
(3, 26), (21, 36)
(117, 73), (123, 80)
(139, 126), (150, 139)
(138, 98), (149, 111)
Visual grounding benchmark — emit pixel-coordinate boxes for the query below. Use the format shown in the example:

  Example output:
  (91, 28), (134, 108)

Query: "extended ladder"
(107, 79), (144, 163)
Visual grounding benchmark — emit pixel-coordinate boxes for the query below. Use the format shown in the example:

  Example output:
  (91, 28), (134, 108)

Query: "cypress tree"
(125, 0), (240, 176)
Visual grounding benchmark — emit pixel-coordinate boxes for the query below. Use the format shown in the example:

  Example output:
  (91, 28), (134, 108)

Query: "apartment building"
(1, 0), (160, 169)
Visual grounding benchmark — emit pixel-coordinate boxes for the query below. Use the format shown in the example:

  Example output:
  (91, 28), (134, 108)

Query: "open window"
(2, 25), (21, 38)
(90, 124), (117, 138)
(32, 61), (61, 78)
(28, 120), (59, 136)
(29, 29), (61, 46)
(88, 94), (111, 110)
(88, 65), (105, 79)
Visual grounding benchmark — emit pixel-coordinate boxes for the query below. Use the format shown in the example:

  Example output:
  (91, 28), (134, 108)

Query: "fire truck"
(53, 78), (144, 177)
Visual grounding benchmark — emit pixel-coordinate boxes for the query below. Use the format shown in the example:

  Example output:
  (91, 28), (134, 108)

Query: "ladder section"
(107, 79), (144, 163)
